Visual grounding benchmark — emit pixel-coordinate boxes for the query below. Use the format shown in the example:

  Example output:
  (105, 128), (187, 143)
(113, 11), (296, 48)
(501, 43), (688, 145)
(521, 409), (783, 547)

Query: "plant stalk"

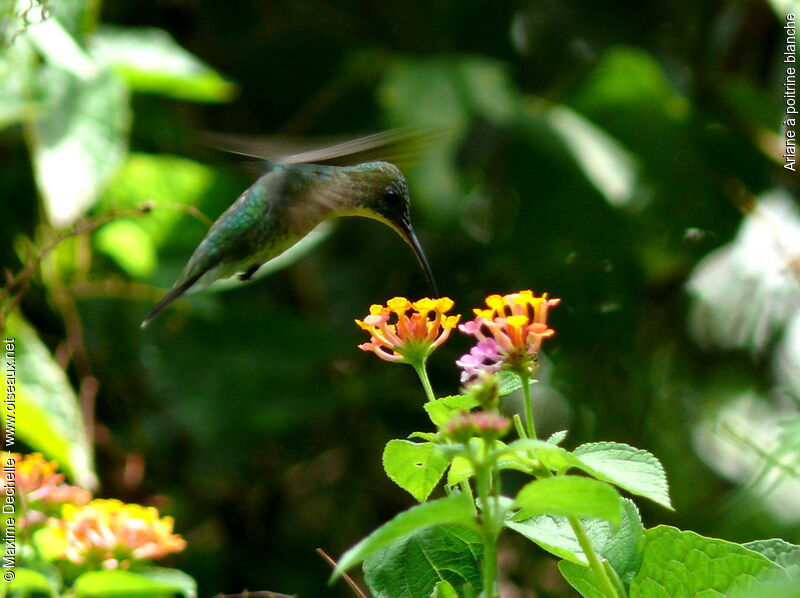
(519, 372), (537, 440)
(567, 515), (621, 598)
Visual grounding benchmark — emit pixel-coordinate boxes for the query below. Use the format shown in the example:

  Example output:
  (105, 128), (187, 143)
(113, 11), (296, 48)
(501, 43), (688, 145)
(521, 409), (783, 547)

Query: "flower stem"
(413, 361), (436, 403)
(567, 516), (621, 598)
(519, 372), (537, 440)
(473, 451), (499, 598)
(412, 361), (476, 511)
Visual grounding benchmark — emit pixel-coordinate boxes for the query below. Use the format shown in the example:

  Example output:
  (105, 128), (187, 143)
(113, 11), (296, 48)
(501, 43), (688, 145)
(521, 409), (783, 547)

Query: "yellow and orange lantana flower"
(356, 297), (460, 364)
(50, 498), (186, 570)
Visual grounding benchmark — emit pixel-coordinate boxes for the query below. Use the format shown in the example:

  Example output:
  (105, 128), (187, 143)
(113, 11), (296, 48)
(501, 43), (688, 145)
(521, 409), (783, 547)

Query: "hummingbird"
(140, 131), (438, 328)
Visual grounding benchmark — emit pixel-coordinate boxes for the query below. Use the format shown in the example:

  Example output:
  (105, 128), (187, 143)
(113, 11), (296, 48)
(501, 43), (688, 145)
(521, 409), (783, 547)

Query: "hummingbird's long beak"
(395, 219), (439, 297)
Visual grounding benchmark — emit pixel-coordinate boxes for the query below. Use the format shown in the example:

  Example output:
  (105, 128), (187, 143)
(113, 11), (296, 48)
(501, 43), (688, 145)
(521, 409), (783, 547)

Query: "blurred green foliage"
(1, 0), (799, 596)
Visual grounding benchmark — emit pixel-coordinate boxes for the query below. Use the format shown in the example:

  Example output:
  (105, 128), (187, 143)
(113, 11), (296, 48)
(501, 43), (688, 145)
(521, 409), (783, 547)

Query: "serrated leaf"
(514, 476), (622, 526)
(332, 494), (476, 580)
(31, 66), (129, 227)
(507, 498), (644, 582)
(498, 371), (526, 396)
(424, 395), (479, 427)
(74, 568), (195, 598)
(629, 526), (792, 598)
(91, 26), (236, 103)
(363, 525), (481, 598)
(547, 430), (568, 445)
(1, 314), (96, 488)
(743, 539), (800, 584)
(383, 440), (449, 502)
(573, 442), (672, 509)
(94, 220), (157, 278)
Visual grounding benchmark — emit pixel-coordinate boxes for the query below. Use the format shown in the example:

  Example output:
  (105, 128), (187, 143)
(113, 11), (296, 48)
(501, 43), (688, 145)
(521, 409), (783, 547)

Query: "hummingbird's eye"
(384, 187), (400, 203)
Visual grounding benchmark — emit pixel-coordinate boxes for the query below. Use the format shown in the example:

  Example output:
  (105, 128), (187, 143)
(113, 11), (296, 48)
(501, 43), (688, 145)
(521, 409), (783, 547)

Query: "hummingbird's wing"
(202, 128), (440, 169)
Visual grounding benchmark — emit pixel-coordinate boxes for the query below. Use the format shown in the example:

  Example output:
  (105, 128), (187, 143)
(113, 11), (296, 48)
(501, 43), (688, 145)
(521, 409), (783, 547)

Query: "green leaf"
(629, 526), (792, 598)
(503, 438), (576, 474)
(137, 568), (197, 598)
(558, 560), (608, 598)
(74, 569), (196, 598)
(498, 371), (526, 396)
(514, 476), (622, 526)
(8, 568), (56, 597)
(423, 395), (479, 427)
(383, 440), (449, 502)
(507, 498), (644, 581)
(1, 313), (96, 488)
(363, 525), (481, 598)
(31, 65), (130, 227)
(95, 153), (219, 247)
(429, 580), (458, 598)
(90, 27), (236, 103)
(742, 539), (800, 584)
(573, 442), (672, 509)
(332, 493), (476, 580)
(547, 430), (568, 445)
(94, 220), (157, 278)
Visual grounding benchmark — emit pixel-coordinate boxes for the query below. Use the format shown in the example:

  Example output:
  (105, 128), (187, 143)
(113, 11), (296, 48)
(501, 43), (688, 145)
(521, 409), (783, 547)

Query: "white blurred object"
(544, 104), (639, 208)
(693, 393), (800, 524)
(687, 190), (800, 353)
(775, 310), (800, 401)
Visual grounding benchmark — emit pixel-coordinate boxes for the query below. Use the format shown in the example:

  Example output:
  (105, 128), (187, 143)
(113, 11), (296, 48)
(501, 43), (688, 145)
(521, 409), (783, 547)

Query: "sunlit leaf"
(423, 395), (479, 427)
(514, 476), (622, 526)
(572, 441), (672, 510)
(96, 153), (217, 246)
(508, 499), (644, 582)
(31, 65), (129, 227)
(74, 568), (195, 598)
(91, 26), (236, 103)
(94, 219), (157, 278)
(8, 567), (56, 597)
(383, 439), (449, 502)
(1, 313), (96, 489)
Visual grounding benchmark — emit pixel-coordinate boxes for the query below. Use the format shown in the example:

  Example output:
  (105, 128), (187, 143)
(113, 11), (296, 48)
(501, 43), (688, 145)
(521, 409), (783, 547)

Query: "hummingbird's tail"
(140, 272), (204, 329)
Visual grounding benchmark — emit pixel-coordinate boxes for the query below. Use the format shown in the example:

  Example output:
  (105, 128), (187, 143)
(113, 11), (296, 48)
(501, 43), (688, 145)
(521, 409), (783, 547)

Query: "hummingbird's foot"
(238, 264), (260, 281)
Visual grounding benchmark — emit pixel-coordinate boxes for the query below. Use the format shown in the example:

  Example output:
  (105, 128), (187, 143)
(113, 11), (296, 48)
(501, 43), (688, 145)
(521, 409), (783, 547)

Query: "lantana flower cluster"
(356, 290), (559, 383)
(3, 452), (91, 526)
(356, 297), (460, 365)
(456, 291), (560, 382)
(50, 499), (187, 570)
(3, 453), (186, 570)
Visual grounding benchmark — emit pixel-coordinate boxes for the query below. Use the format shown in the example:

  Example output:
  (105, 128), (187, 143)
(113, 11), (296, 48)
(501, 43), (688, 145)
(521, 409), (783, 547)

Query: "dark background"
(3, 0), (798, 596)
